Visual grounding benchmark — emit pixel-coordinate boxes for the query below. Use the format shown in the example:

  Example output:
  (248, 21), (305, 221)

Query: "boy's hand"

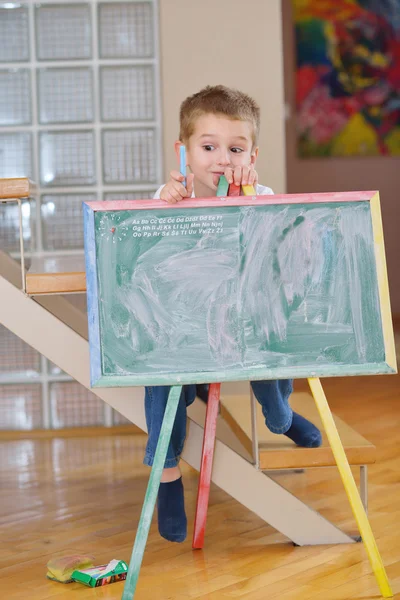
(224, 165), (258, 189)
(160, 171), (194, 203)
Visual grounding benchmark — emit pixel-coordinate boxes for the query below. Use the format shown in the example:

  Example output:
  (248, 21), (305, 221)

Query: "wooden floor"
(1, 373), (399, 599)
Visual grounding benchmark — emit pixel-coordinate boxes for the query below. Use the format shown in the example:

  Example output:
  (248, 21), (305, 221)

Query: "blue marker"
(180, 145), (186, 187)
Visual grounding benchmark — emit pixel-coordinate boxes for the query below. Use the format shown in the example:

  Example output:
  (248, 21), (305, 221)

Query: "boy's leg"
(195, 383), (209, 403)
(144, 385), (196, 542)
(250, 380), (322, 448)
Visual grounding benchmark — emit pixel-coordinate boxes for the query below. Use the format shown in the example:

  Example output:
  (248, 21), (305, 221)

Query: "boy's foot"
(157, 477), (187, 543)
(284, 412), (322, 448)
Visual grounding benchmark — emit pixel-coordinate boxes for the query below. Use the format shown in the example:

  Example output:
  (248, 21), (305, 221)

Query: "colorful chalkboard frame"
(83, 191), (396, 388)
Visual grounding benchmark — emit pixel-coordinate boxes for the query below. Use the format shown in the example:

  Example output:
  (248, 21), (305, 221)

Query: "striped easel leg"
(122, 385), (182, 600)
(192, 179), (256, 550)
(192, 174), (231, 550)
(192, 382), (221, 549)
(308, 378), (393, 599)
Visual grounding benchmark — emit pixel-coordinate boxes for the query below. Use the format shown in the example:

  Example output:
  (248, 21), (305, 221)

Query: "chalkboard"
(83, 191), (396, 387)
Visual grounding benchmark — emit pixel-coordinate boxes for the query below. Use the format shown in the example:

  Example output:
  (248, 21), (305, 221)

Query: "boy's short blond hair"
(179, 85), (260, 148)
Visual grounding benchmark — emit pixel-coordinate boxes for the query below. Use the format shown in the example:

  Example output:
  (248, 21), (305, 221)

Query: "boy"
(145, 85), (322, 543)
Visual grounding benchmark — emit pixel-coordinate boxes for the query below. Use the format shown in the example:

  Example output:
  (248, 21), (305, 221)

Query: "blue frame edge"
(83, 202), (102, 386)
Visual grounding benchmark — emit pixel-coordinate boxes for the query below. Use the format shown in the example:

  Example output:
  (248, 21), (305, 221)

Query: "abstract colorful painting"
(293, 0), (400, 157)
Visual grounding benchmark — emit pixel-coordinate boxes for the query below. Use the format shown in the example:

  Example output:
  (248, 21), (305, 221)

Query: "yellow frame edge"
(370, 192), (397, 372)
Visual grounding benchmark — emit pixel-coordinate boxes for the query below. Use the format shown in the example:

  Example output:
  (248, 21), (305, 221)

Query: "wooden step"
(0, 177), (85, 295)
(220, 390), (376, 470)
(0, 177), (35, 200)
(26, 254), (86, 295)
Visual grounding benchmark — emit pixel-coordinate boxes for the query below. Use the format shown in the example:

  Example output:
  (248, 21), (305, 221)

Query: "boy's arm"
(156, 171), (194, 203)
(153, 185), (164, 199)
(154, 181), (273, 199)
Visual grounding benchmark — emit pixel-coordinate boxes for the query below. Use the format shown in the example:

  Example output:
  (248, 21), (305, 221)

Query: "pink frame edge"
(86, 190), (377, 212)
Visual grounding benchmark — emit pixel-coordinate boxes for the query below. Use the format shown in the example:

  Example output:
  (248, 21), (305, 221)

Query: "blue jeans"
(144, 380), (293, 467)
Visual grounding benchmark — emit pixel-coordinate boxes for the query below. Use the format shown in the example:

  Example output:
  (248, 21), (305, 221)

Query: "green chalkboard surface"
(83, 193), (396, 387)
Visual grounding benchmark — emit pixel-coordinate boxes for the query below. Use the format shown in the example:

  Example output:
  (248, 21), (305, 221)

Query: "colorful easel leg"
(308, 378), (393, 599)
(191, 175), (232, 549)
(192, 382), (221, 549)
(191, 179), (256, 550)
(122, 385), (183, 600)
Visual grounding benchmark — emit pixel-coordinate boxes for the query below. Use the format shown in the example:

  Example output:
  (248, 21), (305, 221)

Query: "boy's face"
(176, 113), (258, 198)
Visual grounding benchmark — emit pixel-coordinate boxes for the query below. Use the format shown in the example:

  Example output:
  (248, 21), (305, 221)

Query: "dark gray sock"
(284, 412), (322, 448)
(157, 477), (187, 543)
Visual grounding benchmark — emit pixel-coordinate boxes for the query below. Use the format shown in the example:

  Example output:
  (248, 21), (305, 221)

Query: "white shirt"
(153, 183), (274, 199)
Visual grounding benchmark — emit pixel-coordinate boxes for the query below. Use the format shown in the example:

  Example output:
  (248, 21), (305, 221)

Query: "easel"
(121, 174), (234, 598)
(121, 178), (393, 599)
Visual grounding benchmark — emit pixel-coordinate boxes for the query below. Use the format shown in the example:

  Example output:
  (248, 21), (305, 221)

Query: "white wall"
(159, 0), (286, 194)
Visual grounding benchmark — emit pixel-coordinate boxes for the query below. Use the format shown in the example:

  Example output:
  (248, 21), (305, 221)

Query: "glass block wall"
(0, 1), (162, 429)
